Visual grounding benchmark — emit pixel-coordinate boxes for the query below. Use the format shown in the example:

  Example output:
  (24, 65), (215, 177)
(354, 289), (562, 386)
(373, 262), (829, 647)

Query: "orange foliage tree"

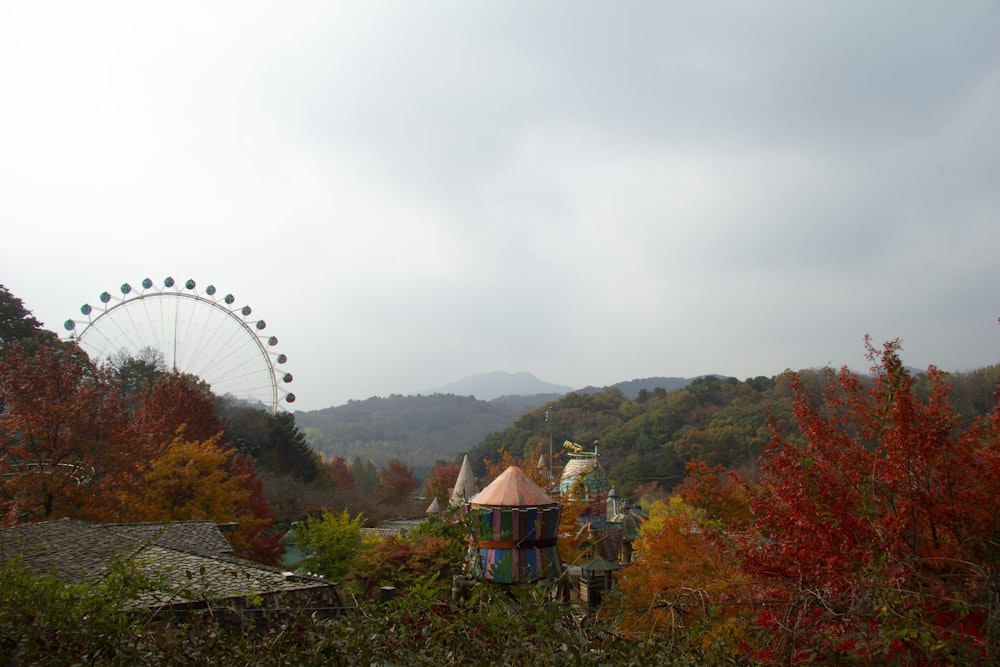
(134, 430), (250, 522)
(483, 442), (551, 490)
(615, 497), (748, 643)
(125, 428), (281, 565)
(674, 459), (750, 532)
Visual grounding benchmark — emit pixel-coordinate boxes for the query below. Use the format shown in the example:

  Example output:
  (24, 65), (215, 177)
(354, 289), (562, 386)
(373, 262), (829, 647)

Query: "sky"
(2, 2), (999, 412)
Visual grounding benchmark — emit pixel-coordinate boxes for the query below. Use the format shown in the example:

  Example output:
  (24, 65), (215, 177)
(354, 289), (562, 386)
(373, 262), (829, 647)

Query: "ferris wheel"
(63, 277), (295, 413)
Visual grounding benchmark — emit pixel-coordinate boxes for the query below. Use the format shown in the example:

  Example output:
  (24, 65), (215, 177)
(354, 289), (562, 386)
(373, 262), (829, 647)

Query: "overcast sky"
(2, 2), (998, 411)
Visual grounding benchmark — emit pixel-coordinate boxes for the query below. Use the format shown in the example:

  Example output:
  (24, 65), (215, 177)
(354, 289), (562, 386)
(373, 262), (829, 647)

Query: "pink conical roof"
(472, 466), (557, 507)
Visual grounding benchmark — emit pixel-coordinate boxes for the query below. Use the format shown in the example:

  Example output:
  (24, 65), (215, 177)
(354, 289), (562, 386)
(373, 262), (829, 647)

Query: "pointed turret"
(449, 454), (478, 506)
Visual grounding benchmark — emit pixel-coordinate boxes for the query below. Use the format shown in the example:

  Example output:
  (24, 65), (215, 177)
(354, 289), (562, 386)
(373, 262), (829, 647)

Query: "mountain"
(425, 371), (574, 401)
(294, 393), (527, 476)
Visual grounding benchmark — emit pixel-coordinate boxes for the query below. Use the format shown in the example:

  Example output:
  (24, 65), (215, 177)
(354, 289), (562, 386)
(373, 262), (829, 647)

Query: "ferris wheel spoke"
(64, 277), (291, 413)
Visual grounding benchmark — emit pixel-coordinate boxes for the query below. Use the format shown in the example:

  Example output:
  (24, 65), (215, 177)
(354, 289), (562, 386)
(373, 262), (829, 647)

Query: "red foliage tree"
(373, 458), (420, 506)
(0, 341), (135, 524)
(744, 338), (1000, 661)
(422, 462), (461, 505)
(327, 456), (356, 492)
(226, 452), (284, 565)
(132, 371), (224, 447)
(674, 459), (750, 532)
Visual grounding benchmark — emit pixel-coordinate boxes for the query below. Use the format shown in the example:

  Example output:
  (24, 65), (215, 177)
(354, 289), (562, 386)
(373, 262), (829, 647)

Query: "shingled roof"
(0, 518), (341, 615)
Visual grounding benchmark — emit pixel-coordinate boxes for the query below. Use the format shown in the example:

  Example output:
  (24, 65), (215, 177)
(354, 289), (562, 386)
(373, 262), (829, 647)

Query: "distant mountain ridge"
(425, 371), (574, 401)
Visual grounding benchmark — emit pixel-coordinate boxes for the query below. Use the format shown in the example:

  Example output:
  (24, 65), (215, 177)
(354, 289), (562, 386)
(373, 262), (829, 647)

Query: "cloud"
(1, 1), (998, 410)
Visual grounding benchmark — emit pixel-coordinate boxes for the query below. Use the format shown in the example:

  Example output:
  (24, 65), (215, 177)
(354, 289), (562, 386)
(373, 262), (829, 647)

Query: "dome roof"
(472, 466), (557, 507)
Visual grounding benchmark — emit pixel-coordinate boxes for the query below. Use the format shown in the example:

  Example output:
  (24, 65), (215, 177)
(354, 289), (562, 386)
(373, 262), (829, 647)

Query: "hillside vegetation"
(295, 394), (535, 477)
(293, 376), (700, 477)
(467, 364), (1000, 494)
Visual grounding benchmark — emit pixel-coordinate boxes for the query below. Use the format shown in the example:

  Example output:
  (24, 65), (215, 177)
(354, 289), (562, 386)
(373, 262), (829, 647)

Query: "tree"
(422, 461), (461, 505)
(0, 341), (135, 524)
(220, 406), (320, 483)
(674, 459), (750, 532)
(743, 338), (1000, 661)
(0, 285), (44, 349)
(134, 429), (250, 522)
(224, 451), (283, 565)
(132, 371), (224, 447)
(347, 511), (470, 596)
(614, 496), (748, 652)
(112, 347), (166, 404)
(295, 509), (367, 580)
(373, 458), (420, 506)
(261, 412), (321, 483)
(349, 457), (378, 497)
(483, 442), (551, 490)
(327, 456), (356, 492)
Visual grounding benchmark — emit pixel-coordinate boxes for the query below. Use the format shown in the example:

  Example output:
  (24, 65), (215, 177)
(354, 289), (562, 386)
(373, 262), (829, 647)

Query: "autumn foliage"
(0, 342), (133, 524)
(0, 336), (283, 564)
(740, 338), (1000, 662)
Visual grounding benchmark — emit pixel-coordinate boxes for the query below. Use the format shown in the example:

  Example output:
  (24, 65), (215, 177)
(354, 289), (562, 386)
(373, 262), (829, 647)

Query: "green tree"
(0, 558), (153, 665)
(0, 284), (44, 349)
(112, 346), (166, 404)
(349, 457), (378, 497)
(295, 509), (367, 580)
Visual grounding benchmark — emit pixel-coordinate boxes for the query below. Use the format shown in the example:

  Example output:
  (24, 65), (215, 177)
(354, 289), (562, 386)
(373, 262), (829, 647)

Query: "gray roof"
(0, 518), (334, 608)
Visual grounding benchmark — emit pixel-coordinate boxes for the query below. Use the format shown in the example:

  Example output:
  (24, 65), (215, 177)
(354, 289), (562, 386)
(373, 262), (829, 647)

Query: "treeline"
(470, 365), (1000, 494)
(296, 393), (535, 477)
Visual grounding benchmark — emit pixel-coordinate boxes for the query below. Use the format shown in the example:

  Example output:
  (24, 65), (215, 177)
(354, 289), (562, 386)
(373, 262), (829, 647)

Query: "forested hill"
(465, 365), (1000, 495)
(295, 394), (546, 477)
(295, 366), (999, 489)
(293, 377), (701, 476)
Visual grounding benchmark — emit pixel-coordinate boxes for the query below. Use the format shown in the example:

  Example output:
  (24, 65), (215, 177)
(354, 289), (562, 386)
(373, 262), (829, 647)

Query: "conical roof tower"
(449, 454), (478, 506)
(468, 466), (563, 584)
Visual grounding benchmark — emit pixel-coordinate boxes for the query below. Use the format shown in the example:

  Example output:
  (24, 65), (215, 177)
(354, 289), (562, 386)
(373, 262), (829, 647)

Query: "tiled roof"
(104, 520), (233, 555)
(134, 545), (331, 607)
(0, 518), (135, 582)
(0, 518), (334, 609)
(360, 527), (405, 539)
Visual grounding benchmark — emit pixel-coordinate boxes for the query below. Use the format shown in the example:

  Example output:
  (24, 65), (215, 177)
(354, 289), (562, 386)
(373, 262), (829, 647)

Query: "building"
(467, 466), (563, 585)
(0, 518), (345, 623)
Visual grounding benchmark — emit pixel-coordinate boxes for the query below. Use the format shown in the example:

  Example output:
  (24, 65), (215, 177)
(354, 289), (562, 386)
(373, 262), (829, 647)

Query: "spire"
(449, 454), (478, 506)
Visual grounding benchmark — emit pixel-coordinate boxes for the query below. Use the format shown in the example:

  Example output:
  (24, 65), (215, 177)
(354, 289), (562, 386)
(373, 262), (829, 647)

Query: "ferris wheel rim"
(62, 277), (295, 413)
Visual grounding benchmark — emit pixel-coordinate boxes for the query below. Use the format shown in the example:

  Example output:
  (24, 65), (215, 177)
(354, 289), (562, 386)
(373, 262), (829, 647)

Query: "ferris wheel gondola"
(63, 277), (294, 413)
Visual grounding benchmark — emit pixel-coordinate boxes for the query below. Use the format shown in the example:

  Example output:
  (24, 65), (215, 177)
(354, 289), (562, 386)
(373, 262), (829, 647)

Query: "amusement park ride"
(63, 276), (295, 413)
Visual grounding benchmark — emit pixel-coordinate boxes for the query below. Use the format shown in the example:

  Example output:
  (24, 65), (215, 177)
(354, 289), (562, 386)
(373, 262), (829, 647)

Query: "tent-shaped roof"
(449, 454), (479, 506)
(472, 466), (556, 507)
